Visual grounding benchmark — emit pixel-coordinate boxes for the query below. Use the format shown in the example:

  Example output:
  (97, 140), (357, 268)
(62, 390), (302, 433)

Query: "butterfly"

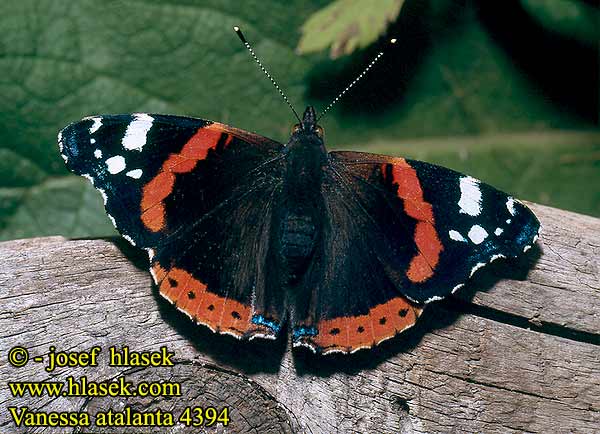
(58, 28), (539, 355)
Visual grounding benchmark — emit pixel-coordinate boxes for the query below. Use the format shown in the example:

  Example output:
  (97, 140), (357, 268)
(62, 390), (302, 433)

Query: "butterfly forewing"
(328, 151), (540, 303)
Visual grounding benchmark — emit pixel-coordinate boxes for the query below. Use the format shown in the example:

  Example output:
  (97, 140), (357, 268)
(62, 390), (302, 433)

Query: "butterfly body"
(59, 108), (540, 354)
(279, 107), (327, 279)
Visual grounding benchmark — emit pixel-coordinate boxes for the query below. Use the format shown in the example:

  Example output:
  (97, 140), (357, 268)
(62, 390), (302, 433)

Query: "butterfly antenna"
(234, 26), (302, 123)
(317, 38), (397, 122)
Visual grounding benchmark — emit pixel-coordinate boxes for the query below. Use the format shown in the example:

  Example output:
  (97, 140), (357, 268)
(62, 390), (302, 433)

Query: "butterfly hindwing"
(291, 161), (428, 354)
(151, 181), (286, 339)
(59, 114), (287, 339)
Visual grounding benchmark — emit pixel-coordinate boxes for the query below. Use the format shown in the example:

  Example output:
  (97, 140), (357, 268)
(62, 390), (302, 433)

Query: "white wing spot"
(470, 262), (486, 277)
(494, 227), (504, 236)
(107, 213), (117, 228)
(122, 114), (154, 151)
(126, 169), (143, 179)
(149, 267), (158, 284)
(506, 219), (512, 224)
(146, 248), (155, 261)
(94, 149), (102, 158)
(106, 155), (126, 174)
(99, 189), (108, 205)
(449, 230), (467, 242)
(452, 283), (464, 294)
(424, 294), (444, 303)
(89, 117), (102, 134)
(122, 234), (136, 246)
(91, 138), (96, 144)
(458, 176), (482, 216)
(468, 225), (488, 245)
(506, 197), (516, 216)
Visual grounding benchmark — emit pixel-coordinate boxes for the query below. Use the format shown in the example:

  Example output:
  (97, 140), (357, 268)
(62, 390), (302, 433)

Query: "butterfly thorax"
(279, 107), (327, 279)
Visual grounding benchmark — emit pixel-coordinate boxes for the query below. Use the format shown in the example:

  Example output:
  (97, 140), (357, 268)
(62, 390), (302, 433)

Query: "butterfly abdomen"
(280, 212), (317, 262)
(278, 136), (327, 279)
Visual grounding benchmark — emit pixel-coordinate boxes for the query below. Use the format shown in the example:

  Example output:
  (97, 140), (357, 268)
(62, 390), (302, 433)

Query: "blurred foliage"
(0, 0), (598, 241)
(520, 0), (599, 45)
(297, 0), (404, 58)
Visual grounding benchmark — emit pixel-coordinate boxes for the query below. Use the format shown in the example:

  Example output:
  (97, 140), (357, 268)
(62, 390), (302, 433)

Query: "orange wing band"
(151, 262), (271, 339)
(303, 296), (422, 354)
(140, 125), (232, 232)
(383, 159), (444, 282)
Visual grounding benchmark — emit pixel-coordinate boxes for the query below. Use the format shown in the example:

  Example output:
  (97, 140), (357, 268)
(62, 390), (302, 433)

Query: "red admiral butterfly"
(59, 27), (539, 354)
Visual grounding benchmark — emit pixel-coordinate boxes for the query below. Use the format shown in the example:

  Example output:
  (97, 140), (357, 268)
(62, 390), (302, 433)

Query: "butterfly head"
(302, 106), (317, 126)
(291, 106), (324, 140)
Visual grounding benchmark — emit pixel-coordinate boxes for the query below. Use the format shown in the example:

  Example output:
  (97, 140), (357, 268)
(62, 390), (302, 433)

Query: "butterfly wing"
(292, 150), (539, 354)
(59, 114), (287, 339)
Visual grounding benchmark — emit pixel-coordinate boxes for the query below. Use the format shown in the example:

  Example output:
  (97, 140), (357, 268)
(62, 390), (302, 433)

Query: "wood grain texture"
(0, 203), (598, 433)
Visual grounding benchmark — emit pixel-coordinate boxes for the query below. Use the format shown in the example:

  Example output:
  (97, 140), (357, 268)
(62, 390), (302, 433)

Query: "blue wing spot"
(251, 314), (281, 334)
(516, 222), (539, 245)
(292, 325), (318, 341)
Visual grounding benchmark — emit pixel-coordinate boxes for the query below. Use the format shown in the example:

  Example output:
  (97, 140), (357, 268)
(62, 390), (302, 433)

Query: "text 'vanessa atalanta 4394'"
(58, 27), (539, 355)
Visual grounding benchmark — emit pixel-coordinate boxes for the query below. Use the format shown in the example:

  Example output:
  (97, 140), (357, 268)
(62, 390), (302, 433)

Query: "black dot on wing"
(398, 309), (408, 317)
(187, 291), (195, 299)
(168, 278), (178, 287)
(379, 317), (387, 325)
(357, 326), (365, 333)
(208, 304), (215, 311)
(231, 311), (241, 319)
(330, 328), (340, 335)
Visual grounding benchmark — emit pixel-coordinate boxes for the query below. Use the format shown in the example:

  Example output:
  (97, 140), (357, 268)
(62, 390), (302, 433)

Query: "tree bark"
(1, 203), (598, 433)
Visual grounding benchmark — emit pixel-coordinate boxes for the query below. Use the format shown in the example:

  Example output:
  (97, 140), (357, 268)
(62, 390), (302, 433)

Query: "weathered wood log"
(0, 203), (598, 433)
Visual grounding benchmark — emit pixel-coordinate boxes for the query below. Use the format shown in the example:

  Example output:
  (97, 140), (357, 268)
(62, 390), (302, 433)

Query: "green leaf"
(520, 0), (599, 45)
(297, 0), (404, 58)
(0, 177), (115, 240)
